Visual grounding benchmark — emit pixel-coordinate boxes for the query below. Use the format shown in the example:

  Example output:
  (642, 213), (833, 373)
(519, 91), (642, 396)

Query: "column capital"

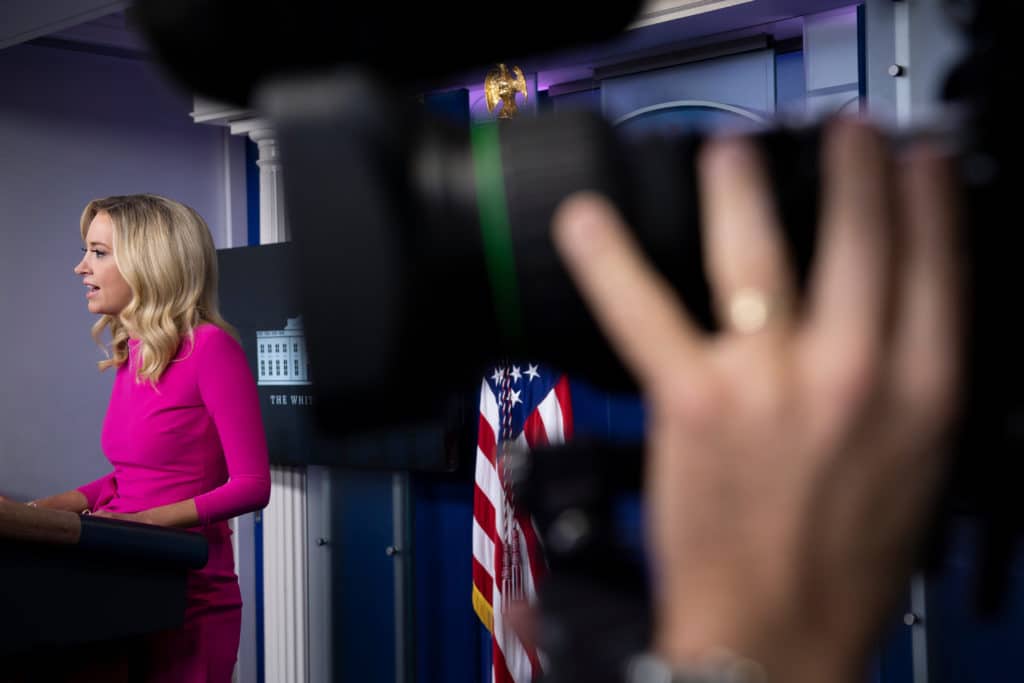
(230, 119), (274, 139)
(246, 126), (277, 144)
(190, 96), (276, 140)
(190, 98), (287, 244)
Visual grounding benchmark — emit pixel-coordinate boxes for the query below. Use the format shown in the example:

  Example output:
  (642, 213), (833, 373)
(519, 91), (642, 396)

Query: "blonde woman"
(31, 194), (270, 681)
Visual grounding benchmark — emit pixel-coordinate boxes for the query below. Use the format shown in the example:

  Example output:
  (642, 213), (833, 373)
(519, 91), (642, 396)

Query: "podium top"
(0, 500), (208, 570)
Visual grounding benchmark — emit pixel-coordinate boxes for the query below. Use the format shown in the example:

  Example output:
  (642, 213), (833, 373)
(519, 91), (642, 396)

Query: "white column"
(248, 127), (289, 244)
(265, 466), (309, 683)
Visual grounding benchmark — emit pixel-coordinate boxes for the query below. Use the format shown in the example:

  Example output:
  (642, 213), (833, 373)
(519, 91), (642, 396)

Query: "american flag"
(472, 363), (574, 683)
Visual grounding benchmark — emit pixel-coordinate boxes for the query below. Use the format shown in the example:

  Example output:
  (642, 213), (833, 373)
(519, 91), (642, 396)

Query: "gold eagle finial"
(485, 63), (528, 120)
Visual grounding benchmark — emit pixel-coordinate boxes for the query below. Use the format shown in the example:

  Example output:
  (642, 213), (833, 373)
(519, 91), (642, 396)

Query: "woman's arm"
(0, 490), (87, 512)
(192, 328), (272, 524)
(0, 471), (112, 514)
(28, 489), (90, 513)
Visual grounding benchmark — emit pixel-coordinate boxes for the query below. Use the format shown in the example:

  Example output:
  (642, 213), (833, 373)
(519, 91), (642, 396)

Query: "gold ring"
(727, 288), (775, 334)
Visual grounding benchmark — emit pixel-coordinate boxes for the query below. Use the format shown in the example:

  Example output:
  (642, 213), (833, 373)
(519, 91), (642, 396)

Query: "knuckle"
(815, 343), (882, 413)
(897, 352), (961, 425)
(655, 371), (732, 432)
(733, 352), (791, 418)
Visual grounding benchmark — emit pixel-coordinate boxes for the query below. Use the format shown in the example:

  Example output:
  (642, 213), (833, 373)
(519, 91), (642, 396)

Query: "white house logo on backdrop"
(256, 317), (312, 387)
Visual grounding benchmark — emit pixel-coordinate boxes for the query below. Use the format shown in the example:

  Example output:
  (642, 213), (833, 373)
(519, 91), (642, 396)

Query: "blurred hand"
(551, 120), (962, 683)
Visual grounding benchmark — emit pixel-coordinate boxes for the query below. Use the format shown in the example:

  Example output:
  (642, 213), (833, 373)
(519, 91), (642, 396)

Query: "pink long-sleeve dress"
(77, 323), (271, 682)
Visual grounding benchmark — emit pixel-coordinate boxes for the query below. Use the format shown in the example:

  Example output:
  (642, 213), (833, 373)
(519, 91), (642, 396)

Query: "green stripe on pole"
(471, 121), (523, 344)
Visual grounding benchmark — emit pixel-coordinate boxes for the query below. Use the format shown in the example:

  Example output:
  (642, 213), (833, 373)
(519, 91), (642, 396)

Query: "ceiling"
(0, 0), (127, 50)
(44, 9), (147, 54)
(4, 0), (863, 92)
(442, 0), (862, 90)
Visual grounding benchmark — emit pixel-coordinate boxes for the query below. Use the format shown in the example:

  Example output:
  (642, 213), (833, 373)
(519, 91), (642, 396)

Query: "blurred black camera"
(136, 0), (1012, 508)
(134, 0), (1015, 662)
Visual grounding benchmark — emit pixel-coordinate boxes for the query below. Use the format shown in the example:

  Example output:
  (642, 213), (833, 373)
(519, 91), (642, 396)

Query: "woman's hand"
(551, 120), (962, 683)
(92, 499), (199, 528)
(3, 490), (89, 513)
(0, 496), (35, 507)
(92, 510), (155, 525)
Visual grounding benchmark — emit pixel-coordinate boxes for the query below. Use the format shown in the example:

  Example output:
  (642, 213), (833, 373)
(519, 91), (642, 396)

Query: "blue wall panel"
(775, 50), (807, 116)
(602, 49), (777, 123)
(331, 469), (398, 683)
(927, 522), (1024, 683)
(412, 472), (484, 683)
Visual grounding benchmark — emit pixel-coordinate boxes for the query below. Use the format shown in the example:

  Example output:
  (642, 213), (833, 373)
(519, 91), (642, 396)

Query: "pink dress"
(77, 323), (271, 682)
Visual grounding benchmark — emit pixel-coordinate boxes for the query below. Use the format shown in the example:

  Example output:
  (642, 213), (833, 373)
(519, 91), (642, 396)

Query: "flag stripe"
(515, 511), (547, 596)
(473, 583), (494, 633)
(480, 378), (499, 435)
(534, 388), (563, 443)
(522, 409), (549, 449)
(512, 522), (544, 678)
(474, 449), (501, 511)
(473, 494), (497, 545)
(493, 581), (533, 683)
(478, 414), (497, 465)
(472, 518), (497, 575)
(472, 556), (494, 606)
(491, 631), (516, 683)
(554, 376), (574, 439)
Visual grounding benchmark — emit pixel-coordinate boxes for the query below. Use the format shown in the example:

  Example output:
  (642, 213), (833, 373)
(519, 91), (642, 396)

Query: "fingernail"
(828, 116), (884, 149)
(700, 135), (758, 179)
(552, 193), (611, 259)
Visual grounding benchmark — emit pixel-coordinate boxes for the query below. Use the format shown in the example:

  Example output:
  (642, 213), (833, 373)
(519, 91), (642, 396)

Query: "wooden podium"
(0, 500), (208, 682)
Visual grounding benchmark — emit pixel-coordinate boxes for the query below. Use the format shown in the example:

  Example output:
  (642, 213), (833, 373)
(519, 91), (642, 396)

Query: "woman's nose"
(74, 256), (88, 275)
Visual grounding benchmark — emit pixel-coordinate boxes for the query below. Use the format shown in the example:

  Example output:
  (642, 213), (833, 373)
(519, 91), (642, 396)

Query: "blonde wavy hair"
(80, 194), (238, 385)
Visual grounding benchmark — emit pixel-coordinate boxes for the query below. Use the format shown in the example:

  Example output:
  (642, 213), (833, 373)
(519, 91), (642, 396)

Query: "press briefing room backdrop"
(2, 2), (1023, 683)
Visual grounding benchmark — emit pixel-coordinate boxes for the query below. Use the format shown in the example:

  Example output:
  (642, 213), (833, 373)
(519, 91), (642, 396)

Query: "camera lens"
(263, 72), (824, 434)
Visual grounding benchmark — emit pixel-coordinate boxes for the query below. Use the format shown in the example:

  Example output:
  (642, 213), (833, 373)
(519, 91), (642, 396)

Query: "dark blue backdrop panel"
(571, 377), (648, 568)
(425, 88), (471, 127)
(246, 139), (260, 247)
(871, 604), (915, 683)
(927, 521), (1024, 683)
(412, 472), (484, 683)
(332, 468), (398, 683)
(570, 377), (645, 441)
